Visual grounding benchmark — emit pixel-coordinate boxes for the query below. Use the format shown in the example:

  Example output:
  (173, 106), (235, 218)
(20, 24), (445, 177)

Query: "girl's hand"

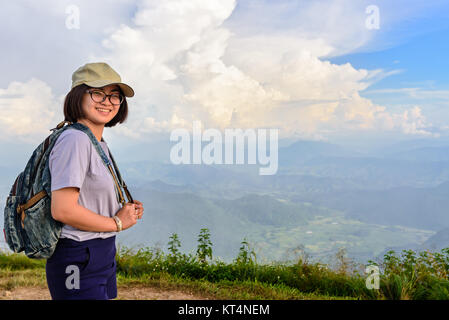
(133, 200), (144, 220)
(115, 202), (138, 230)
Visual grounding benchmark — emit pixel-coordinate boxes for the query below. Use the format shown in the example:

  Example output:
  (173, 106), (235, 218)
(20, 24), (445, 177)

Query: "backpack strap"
(70, 122), (133, 206)
(28, 121), (74, 192)
(17, 190), (47, 228)
(108, 149), (134, 204)
(16, 121), (75, 227)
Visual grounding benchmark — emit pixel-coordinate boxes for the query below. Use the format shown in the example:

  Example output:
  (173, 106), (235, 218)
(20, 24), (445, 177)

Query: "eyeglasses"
(86, 90), (124, 106)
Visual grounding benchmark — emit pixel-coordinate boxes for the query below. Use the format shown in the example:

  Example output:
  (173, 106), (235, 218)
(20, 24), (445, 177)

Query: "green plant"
(113, 233), (449, 300)
(167, 233), (182, 261)
(373, 247), (449, 299)
(235, 238), (257, 265)
(196, 228), (213, 265)
(0, 252), (46, 270)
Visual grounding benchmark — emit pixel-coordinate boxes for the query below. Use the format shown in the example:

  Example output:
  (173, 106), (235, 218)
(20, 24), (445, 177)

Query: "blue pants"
(45, 236), (117, 300)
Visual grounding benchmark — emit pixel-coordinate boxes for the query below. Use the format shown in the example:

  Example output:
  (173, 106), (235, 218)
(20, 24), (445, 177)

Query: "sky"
(1, 0), (449, 154)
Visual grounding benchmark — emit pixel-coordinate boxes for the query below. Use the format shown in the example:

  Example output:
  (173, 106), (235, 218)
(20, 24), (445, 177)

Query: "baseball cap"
(71, 62), (134, 97)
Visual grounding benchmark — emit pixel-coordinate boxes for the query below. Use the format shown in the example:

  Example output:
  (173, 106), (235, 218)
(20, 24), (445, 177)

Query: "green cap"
(71, 62), (134, 97)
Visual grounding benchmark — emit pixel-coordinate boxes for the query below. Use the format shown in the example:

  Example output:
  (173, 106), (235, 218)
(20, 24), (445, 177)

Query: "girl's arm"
(51, 187), (137, 231)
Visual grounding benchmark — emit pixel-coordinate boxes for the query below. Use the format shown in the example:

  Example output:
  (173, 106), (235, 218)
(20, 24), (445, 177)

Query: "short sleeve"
(49, 129), (91, 192)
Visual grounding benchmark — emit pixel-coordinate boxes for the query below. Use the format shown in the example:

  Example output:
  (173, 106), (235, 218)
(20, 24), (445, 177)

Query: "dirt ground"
(0, 286), (208, 300)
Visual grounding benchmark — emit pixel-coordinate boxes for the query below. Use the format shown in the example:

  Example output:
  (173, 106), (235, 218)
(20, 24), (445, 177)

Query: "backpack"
(3, 120), (133, 259)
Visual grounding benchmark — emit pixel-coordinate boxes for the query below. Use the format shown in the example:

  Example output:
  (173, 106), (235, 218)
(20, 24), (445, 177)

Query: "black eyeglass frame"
(85, 89), (124, 106)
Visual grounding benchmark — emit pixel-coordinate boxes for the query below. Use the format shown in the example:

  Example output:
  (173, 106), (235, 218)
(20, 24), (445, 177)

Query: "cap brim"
(83, 80), (135, 97)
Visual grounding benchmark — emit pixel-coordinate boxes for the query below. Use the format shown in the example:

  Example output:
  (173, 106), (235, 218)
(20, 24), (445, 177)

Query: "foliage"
(196, 228), (213, 265)
(167, 233), (182, 262)
(235, 238), (257, 265)
(1, 229), (448, 300)
(372, 248), (449, 299)
(116, 230), (449, 300)
(0, 251), (46, 270)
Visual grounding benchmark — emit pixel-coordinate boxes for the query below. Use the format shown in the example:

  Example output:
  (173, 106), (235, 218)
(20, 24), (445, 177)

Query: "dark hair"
(63, 84), (128, 127)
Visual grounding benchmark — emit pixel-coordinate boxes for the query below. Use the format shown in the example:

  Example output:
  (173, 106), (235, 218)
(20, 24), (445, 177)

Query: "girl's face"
(80, 84), (122, 127)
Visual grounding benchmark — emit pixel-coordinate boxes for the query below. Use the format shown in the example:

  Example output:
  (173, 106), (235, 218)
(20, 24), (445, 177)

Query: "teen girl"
(45, 62), (144, 300)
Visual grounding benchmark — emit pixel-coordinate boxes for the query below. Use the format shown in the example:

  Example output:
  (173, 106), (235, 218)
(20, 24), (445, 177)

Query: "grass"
(0, 229), (448, 300)
(112, 230), (449, 300)
(0, 252), (46, 270)
(113, 240), (374, 300)
(117, 273), (353, 300)
(0, 268), (47, 290)
(0, 255), (346, 300)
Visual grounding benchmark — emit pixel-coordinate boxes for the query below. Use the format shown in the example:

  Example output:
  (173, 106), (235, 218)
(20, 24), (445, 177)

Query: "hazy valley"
(2, 137), (449, 264)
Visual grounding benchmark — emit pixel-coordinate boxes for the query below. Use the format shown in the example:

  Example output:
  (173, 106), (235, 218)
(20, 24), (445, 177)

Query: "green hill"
(117, 187), (434, 264)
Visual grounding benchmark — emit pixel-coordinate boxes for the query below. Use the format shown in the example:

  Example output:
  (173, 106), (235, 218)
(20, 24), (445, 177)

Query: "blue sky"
(332, 27), (449, 89)
(331, 13), (449, 140)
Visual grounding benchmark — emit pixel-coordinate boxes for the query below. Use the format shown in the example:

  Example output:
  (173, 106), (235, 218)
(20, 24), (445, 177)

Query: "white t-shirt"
(49, 128), (121, 241)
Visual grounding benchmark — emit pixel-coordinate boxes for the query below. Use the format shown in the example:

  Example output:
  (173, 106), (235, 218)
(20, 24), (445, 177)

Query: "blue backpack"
(3, 121), (133, 259)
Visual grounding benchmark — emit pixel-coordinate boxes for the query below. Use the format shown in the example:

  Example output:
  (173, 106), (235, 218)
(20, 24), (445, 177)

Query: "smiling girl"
(45, 62), (144, 300)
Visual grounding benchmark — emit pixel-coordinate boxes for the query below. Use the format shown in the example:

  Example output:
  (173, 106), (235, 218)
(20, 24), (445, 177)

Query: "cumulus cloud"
(0, 0), (439, 145)
(0, 78), (61, 143)
(90, 0), (436, 142)
(398, 106), (436, 137)
(92, 0), (239, 139)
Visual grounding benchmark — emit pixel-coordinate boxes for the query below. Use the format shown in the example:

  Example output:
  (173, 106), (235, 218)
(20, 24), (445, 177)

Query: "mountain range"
(2, 137), (449, 263)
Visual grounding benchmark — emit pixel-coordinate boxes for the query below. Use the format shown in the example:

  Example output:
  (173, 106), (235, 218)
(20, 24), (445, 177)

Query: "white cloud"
(397, 106), (436, 137)
(0, 78), (61, 143)
(0, 0), (441, 145)
(92, 0), (239, 138)
(222, 0), (374, 57)
(95, 0), (436, 142)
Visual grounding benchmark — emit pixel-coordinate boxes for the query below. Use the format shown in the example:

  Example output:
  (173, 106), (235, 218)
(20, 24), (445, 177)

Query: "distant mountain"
(117, 189), (238, 260)
(278, 141), (449, 189)
(135, 179), (197, 194)
(419, 227), (449, 251)
(373, 226), (449, 260)
(279, 140), (360, 166)
(301, 181), (449, 231)
(283, 155), (449, 189)
(3, 137), (449, 263)
(116, 182), (435, 263)
(117, 189), (319, 261)
(118, 139), (449, 193)
(376, 138), (449, 157)
(388, 146), (449, 162)
(213, 194), (312, 227)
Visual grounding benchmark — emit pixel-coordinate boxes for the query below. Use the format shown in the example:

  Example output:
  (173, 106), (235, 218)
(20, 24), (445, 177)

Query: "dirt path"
(0, 286), (208, 300)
